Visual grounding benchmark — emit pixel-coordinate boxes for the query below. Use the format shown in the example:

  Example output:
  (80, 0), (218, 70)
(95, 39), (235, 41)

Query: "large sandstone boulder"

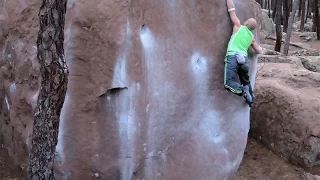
(0, 0), (40, 169)
(261, 10), (275, 34)
(250, 61), (320, 175)
(0, 0), (261, 179)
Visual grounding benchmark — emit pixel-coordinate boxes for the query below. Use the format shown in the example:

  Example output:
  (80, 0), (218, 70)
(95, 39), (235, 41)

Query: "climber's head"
(244, 18), (258, 31)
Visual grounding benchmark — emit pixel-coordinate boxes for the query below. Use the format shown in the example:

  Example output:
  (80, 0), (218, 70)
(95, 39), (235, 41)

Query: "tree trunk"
(315, 0), (320, 39)
(272, 0), (277, 20)
(298, 0), (302, 17)
(284, 0), (300, 55)
(300, 0), (306, 31)
(28, 0), (68, 179)
(307, 0), (312, 18)
(283, 0), (289, 32)
(289, 0), (293, 12)
(268, 0), (271, 17)
(306, 0), (311, 22)
(264, 0), (268, 9)
(313, 0), (317, 31)
(275, 0), (283, 52)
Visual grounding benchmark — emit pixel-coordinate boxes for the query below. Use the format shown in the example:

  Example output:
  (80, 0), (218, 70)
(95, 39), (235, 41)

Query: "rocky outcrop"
(298, 32), (317, 42)
(0, 0), (40, 168)
(0, 0), (261, 179)
(261, 10), (275, 34)
(299, 56), (320, 73)
(258, 55), (320, 73)
(250, 61), (320, 175)
(304, 173), (320, 180)
(293, 19), (314, 32)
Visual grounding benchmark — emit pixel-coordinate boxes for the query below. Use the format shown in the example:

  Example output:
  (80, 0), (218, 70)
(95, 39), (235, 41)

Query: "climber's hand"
(226, 0), (241, 29)
(251, 39), (263, 54)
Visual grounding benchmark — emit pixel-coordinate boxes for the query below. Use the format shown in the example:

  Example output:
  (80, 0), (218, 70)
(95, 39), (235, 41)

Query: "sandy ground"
(235, 138), (306, 180)
(260, 31), (320, 52)
(0, 137), (308, 180)
(0, 134), (26, 180)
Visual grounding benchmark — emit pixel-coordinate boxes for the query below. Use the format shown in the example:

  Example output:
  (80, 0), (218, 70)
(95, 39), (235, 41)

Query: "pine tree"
(28, 0), (69, 179)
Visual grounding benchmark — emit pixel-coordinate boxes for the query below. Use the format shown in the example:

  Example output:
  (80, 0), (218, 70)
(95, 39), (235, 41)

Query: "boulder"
(0, 0), (262, 179)
(299, 56), (320, 73)
(293, 19), (314, 32)
(250, 62), (320, 175)
(259, 44), (283, 55)
(298, 32), (317, 42)
(261, 10), (275, 34)
(258, 55), (302, 67)
(304, 172), (320, 180)
(290, 49), (320, 57)
(261, 9), (273, 14)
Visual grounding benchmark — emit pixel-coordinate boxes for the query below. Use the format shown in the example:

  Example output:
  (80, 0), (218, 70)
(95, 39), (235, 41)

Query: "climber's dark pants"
(224, 54), (253, 96)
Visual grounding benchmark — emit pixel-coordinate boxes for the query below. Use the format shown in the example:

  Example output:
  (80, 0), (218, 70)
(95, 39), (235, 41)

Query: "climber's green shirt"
(226, 25), (254, 56)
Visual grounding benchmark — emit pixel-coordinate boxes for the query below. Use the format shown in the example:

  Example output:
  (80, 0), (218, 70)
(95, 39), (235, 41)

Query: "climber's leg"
(238, 57), (255, 106)
(224, 55), (243, 96)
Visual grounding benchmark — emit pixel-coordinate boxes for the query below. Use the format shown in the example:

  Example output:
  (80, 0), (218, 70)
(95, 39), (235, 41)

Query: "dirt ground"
(0, 135), (26, 180)
(235, 138), (307, 180)
(0, 136), (309, 180)
(260, 31), (320, 53)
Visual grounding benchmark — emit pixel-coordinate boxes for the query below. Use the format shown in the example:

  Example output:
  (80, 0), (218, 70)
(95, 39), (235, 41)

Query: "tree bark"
(283, 0), (289, 32)
(307, 0), (312, 19)
(284, 0), (300, 55)
(313, 0), (317, 31)
(272, 0), (277, 20)
(305, 0), (311, 22)
(275, 0), (283, 52)
(298, 0), (302, 17)
(315, 0), (320, 39)
(300, 0), (306, 31)
(268, 0), (271, 17)
(289, 0), (293, 12)
(28, 0), (68, 179)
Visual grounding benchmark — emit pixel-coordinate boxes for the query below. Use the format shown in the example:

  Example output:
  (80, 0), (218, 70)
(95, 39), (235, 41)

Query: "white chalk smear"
(111, 20), (136, 180)
(28, 90), (39, 110)
(191, 52), (208, 74)
(29, 46), (37, 64)
(112, 20), (131, 88)
(5, 96), (10, 110)
(140, 26), (160, 179)
(140, 26), (155, 50)
(112, 56), (127, 88)
(199, 110), (225, 144)
(55, 93), (70, 162)
(9, 83), (16, 96)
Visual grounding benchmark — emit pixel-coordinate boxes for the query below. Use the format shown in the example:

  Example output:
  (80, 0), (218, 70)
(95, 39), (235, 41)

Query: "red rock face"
(0, 0), (261, 179)
(251, 61), (320, 175)
(0, 0), (40, 169)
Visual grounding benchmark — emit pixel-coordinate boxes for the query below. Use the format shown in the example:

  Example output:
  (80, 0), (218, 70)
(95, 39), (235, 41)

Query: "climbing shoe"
(243, 85), (253, 107)
(251, 93), (256, 103)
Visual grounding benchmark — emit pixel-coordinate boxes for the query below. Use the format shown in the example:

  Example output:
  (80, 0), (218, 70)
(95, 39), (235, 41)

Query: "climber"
(224, 0), (263, 107)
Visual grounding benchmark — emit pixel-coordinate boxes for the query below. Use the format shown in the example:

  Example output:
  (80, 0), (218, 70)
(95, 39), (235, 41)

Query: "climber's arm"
(251, 39), (263, 54)
(226, 0), (241, 29)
